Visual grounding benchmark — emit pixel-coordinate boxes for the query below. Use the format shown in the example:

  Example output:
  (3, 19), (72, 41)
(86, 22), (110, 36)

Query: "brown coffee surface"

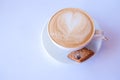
(48, 8), (94, 48)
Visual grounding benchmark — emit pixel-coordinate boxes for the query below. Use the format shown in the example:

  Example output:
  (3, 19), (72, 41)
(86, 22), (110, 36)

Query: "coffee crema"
(48, 8), (95, 48)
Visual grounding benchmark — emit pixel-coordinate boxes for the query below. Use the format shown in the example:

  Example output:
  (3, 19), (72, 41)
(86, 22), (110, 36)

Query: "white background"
(0, 0), (120, 80)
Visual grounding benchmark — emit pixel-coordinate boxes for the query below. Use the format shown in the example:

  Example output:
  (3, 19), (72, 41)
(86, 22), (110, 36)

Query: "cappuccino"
(48, 8), (95, 48)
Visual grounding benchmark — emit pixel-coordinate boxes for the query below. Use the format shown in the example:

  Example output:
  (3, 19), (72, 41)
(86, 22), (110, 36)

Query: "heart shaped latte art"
(49, 8), (94, 48)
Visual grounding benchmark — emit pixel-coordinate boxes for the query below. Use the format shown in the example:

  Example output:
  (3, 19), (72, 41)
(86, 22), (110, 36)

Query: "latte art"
(48, 8), (94, 48)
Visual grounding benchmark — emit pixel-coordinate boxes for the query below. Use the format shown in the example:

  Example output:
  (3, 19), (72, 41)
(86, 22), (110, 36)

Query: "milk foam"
(49, 8), (94, 48)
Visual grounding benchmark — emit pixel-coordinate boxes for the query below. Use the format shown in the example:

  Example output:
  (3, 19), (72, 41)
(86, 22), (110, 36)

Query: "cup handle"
(94, 30), (108, 40)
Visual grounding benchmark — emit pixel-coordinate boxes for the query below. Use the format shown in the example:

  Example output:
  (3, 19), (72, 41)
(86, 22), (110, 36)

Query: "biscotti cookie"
(67, 47), (94, 63)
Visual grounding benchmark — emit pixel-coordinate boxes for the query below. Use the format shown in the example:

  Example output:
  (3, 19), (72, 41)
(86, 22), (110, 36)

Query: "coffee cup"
(47, 8), (106, 53)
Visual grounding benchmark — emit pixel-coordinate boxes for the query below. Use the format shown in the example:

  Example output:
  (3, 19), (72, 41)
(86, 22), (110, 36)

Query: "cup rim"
(47, 8), (95, 50)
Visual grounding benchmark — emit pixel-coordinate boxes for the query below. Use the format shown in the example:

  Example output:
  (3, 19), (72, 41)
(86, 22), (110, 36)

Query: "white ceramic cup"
(47, 8), (106, 53)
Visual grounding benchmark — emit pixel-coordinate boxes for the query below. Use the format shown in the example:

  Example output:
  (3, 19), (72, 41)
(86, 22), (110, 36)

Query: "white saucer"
(41, 20), (102, 64)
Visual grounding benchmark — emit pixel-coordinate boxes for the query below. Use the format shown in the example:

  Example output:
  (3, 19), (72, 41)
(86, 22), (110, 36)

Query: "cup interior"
(48, 8), (95, 51)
